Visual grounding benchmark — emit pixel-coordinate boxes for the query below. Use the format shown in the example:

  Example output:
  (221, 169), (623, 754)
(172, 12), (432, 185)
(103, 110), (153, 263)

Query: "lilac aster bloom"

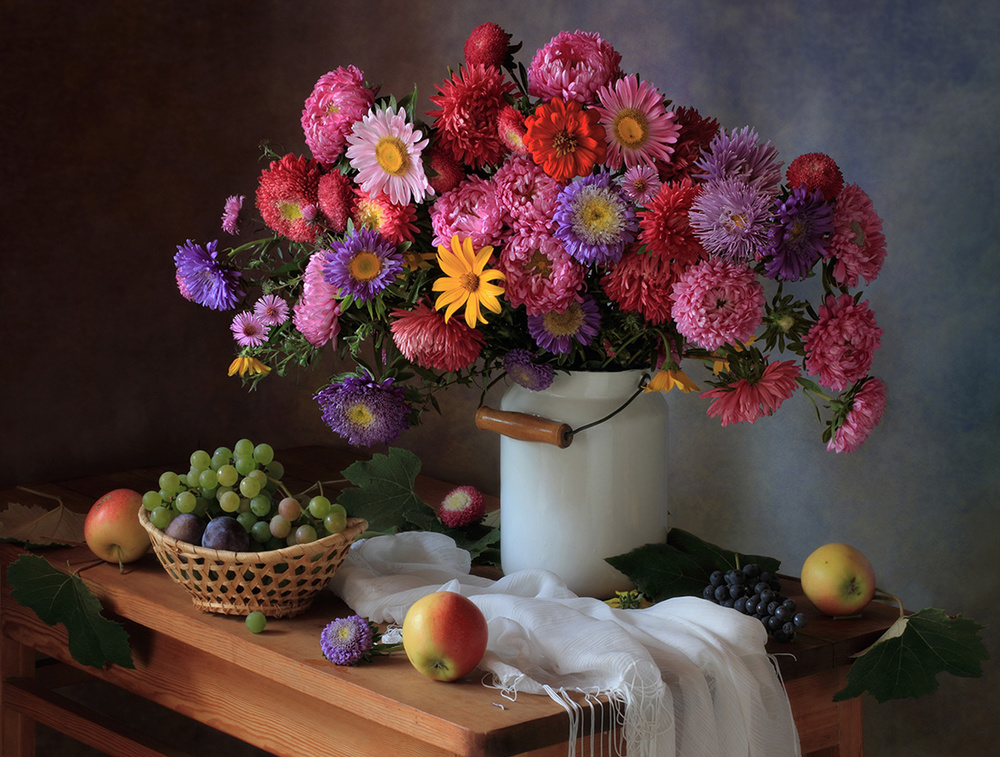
(230, 311), (268, 347)
(763, 186), (834, 281)
(320, 615), (374, 666)
(553, 171), (637, 266)
(221, 194), (244, 235)
(173, 239), (243, 311)
(503, 349), (554, 391)
(253, 294), (289, 326)
(314, 375), (410, 447)
(528, 296), (602, 354)
(689, 178), (773, 262)
(695, 126), (783, 195)
(322, 228), (403, 302)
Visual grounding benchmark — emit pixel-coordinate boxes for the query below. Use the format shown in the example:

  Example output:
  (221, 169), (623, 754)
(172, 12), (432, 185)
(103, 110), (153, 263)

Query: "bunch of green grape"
(142, 438), (348, 551)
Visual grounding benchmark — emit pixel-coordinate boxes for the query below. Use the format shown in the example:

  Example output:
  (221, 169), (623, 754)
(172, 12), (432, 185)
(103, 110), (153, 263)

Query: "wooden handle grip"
(475, 406), (574, 448)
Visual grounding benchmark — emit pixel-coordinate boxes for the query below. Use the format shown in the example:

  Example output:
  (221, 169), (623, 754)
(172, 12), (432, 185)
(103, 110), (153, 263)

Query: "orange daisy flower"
(523, 99), (607, 182)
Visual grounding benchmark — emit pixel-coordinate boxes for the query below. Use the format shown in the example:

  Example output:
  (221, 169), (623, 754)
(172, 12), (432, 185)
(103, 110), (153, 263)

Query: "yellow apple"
(402, 591), (488, 682)
(84, 489), (150, 570)
(800, 542), (876, 616)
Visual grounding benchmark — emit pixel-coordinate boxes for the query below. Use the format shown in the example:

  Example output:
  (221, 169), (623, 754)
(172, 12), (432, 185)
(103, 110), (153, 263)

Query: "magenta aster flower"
(637, 178), (705, 265)
(601, 248), (685, 326)
(317, 170), (355, 234)
(498, 232), (586, 316)
(292, 252), (342, 348)
(527, 30), (622, 104)
(762, 186), (834, 281)
(670, 258), (765, 351)
(553, 171), (637, 265)
(696, 126), (783, 195)
(620, 165), (662, 206)
(439, 485), (486, 528)
(594, 74), (679, 170)
(804, 294), (883, 391)
(828, 183), (887, 287)
(528, 296), (601, 354)
(345, 106), (433, 206)
(173, 239), (242, 311)
(320, 615), (374, 666)
(230, 311), (268, 347)
(491, 155), (562, 236)
(323, 229), (403, 303)
(253, 294), (289, 326)
(688, 178), (773, 262)
(497, 105), (530, 155)
(430, 175), (505, 249)
(786, 152), (844, 201)
(221, 195), (244, 235)
(301, 66), (377, 165)
(314, 375), (410, 447)
(827, 377), (887, 453)
(700, 359), (801, 426)
(503, 349), (554, 391)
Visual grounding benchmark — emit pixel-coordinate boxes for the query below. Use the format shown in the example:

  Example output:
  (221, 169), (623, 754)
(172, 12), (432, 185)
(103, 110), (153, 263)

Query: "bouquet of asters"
(174, 22), (888, 453)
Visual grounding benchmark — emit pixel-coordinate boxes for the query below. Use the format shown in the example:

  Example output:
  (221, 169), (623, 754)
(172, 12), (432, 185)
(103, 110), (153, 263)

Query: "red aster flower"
(352, 189), (419, 244)
(389, 301), (486, 372)
(601, 247), (687, 325)
(523, 98), (607, 182)
(497, 105), (530, 156)
(424, 143), (464, 195)
(464, 22), (512, 69)
(656, 106), (720, 183)
(637, 178), (706, 264)
(701, 359), (801, 426)
(317, 170), (355, 234)
(786, 152), (844, 201)
(256, 154), (323, 242)
(427, 64), (514, 169)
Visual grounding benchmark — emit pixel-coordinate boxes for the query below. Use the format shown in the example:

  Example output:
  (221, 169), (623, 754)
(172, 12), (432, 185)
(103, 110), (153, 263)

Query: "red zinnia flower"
(256, 154), (323, 242)
(637, 178), (705, 264)
(390, 302), (486, 372)
(427, 64), (514, 170)
(701, 359), (801, 426)
(523, 98), (607, 182)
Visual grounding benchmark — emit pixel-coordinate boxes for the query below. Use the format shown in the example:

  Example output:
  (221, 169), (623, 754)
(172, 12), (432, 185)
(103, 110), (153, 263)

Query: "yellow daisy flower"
(432, 235), (505, 328)
(228, 356), (271, 377)
(646, 368), (699, 394)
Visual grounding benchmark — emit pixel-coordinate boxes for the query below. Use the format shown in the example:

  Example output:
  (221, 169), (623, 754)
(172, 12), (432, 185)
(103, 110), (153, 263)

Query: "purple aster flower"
(619, 164), (662, 206)
(528, 296), (602, 354)
(553, 171), (637, 266)
(695, 126), (783, 195)
(503, 349), (554, 391)
(314, 375), (410, 447)
(322, 228), (404, 302)
(320, 615), (374, 666)
(221, 195), (244, 235)
(762, 186), (834, 281)
(254, 294), (289, 326)
(173, 239), (243, 311)
(689, 178), (773, 262)
(230, 311), (268, 347)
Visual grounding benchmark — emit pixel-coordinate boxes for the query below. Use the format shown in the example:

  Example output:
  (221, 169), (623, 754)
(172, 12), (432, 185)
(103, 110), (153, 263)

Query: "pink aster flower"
(345, 106), (433, 206)
(301, 66), (377, 165)
(828, 183), (887, 287)
(593, 74), (680, 170)
(827, 377), (887, 453)
(389, 302), (486, 373)
(430, 175), (505, 249)
(221, 195), (244, 235)
(352, 189), (419, 244)
(527, 30), (622, 104)
(804, 293), (883, 391)
(701, 359), (801, 426)
(439, 485), (486, 528)
(670, 258), (765, 351)
(498, 231), (586, 316)
(253, 294), (289, 326)
(292, 252), (342, 348)
(231, 311), (268, 348)
(497, 105), (530, 155)
(620, 165), (662, 206)
(256, 154), (323, 243)
(491, 155), (563, 236)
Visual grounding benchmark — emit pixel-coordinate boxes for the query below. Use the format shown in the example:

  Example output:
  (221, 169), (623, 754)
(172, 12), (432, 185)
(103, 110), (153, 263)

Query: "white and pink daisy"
(594, 74), (680, 170)
(345, 106), (433, 207)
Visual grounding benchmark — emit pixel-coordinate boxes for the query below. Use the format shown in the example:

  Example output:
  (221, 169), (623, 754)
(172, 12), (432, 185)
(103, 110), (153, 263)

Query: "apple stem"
(873, 587), (905, 618)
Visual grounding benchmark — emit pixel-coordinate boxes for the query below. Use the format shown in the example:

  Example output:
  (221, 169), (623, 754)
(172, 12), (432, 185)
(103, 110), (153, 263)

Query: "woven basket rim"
(138, 506), (368, 565)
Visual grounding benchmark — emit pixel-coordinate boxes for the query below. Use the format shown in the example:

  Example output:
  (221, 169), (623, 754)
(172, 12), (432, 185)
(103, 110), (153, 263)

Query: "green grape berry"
(250, 520), (272, 544)
(265, 460), (285, 480)
(252, 443), (274, 466)
(269, 514), (291, 539)
(142, 490), (162, 511)
(234, 438), (255, 457)
(294, 524), (318, 545)
(150, 506), (174, 530)
(218, 490), (241, 513)
(245, 611), (267, 634)
(158, 471), (180, 495)
(277, 497), (301, 521)
(236, 511), (257, 533)
(250, 494), (271, 517)
(307, 495), (332, 519)
(324, 507), (347, 534)
(239, 476), (261, 499)
(217, 464), (238, 487)
(198, 468), (219, 490)
(210, 451), (231, 471)
(175, 491), (197, 514)
(235, 456), (257, 476)
(190, 449), (211, 471)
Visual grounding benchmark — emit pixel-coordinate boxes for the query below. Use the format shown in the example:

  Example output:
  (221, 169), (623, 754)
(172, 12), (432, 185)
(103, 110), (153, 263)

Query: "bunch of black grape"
(701, 564), (808, 643)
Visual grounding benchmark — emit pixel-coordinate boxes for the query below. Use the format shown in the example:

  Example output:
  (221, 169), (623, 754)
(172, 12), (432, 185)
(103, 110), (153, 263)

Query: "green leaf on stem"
(337, 448), (427, 534)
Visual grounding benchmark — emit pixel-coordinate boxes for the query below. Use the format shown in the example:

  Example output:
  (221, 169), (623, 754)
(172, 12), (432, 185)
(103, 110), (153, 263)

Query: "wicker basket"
(139, 507), (367, 618)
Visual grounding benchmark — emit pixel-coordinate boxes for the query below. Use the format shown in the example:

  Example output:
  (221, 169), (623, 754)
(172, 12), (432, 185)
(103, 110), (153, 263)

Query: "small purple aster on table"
(173, 239), (242, 311)
(695, 125), (783, 195)
(320, 615), (374, 666)
(221, 194), (244, 235)
(688, 178), (773, 262)
(230, 311), (268, 347)
(253, 294), (289, 326)
(553, 171), (637, 265)
(762, 185), (834, 281)
(503, 349), (554, 391)
(314, 375), (410, 447)
(528, 296), (602, 355)
(323, 229), (404, 302)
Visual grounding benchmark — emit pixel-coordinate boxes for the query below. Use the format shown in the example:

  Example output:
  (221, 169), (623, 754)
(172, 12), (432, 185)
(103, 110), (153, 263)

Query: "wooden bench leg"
(1, 634), (36, 757)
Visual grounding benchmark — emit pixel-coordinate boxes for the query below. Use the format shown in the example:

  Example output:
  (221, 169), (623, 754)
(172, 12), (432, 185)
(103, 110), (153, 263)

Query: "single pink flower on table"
(439, 485), (486, 528)
(804, 293), (883, 391)
(701, 360), (801, 426)
(827, 377), (887, 453)
(292, 252), (342, 348)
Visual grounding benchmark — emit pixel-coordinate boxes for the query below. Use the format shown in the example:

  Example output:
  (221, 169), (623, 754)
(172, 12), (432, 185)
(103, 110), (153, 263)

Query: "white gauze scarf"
(329, 531), (801, 757)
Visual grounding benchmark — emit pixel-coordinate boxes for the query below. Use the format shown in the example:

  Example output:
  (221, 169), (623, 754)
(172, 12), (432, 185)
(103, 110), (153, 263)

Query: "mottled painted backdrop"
(2, 1), (997, 755)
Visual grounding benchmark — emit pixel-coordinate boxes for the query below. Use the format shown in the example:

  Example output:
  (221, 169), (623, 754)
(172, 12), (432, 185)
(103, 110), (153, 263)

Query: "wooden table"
(1, 446), (897, 757)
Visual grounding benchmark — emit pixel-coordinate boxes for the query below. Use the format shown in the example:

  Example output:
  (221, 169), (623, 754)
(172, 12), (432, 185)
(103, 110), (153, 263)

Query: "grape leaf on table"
(404, 507), (500, 562)
(834, 607), (987, 702)
(336, 447), (430, 534)
(5, 554), (134, 669)
(666, 528), (781, 576)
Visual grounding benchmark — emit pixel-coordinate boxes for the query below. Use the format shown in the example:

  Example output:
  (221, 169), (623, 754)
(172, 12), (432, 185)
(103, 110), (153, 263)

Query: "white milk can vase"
(477, 369), (669, 598)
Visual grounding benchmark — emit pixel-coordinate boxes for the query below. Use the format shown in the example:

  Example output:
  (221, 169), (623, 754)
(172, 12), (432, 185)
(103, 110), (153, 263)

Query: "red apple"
(84, 489), (150, 570)
(800, 543), (876, 616)
(401, 591), (488, 682)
